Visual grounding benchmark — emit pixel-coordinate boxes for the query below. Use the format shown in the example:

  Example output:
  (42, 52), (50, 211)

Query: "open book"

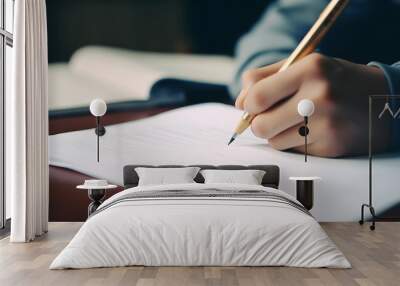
(49, 46), (235, 115)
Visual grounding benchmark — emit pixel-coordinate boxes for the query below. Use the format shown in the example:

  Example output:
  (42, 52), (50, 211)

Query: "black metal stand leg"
(359, 204), (366, 224)
(359, 203), (376, 231)
(370, 206), (376, 231)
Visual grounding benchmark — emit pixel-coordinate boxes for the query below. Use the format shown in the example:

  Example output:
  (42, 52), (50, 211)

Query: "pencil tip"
(227, 134), (237, 146)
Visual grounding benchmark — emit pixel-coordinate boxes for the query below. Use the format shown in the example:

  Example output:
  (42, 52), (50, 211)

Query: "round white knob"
(90, 99), (107, 117)
(297, 99), (315, 117)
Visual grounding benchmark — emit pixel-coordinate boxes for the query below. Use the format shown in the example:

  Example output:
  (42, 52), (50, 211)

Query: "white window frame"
(0, 0), (13, 230)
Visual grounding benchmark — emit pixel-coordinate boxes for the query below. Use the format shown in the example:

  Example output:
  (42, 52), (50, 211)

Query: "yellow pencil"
(228, 0), (349, 145)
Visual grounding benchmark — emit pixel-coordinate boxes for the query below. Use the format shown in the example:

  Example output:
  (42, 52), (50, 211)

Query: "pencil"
(228, 0), (349, 145)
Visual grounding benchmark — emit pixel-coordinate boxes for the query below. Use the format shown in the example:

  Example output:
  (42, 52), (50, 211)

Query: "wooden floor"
(0, 222), (399, 286)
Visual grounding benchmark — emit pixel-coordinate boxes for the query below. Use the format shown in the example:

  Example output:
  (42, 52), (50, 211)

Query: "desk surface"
(49, 107), (174, 135)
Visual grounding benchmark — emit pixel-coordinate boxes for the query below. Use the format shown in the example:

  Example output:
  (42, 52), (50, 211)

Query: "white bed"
(50, 183), (350, 269)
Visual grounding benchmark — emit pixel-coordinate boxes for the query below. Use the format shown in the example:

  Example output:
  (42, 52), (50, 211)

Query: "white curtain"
(8, 0), (49, 242)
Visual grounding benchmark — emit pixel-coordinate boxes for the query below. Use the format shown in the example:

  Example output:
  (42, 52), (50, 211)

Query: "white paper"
(49, 103), (400, 221)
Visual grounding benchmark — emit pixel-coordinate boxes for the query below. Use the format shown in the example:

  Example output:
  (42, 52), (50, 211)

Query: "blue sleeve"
(368, 61), (400, 149)
(368, 62), (400, 96)
(230, 0), (328, 96)
(230, 0), (390, 96)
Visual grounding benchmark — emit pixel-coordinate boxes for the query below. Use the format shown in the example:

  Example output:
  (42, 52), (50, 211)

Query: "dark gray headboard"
(123, 165), (280, 189)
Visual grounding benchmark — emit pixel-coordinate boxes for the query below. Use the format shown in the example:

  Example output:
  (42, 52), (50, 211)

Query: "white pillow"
(200, 169), (266, 185)
(135, 167), (200, 186)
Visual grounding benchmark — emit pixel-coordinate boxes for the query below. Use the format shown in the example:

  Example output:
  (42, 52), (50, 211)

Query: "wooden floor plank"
(0, 222), (399, 286)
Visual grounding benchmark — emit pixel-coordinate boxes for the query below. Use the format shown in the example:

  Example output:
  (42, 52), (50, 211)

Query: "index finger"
(243, 59), (306, 115)
(235, 60), (285, 110)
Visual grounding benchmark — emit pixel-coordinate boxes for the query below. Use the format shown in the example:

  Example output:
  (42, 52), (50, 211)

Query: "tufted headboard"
(123, 165), (280, 189)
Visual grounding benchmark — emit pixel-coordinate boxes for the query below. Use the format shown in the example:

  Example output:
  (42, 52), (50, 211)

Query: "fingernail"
(237, 90), (244, 100)
(235, 89), (245, 109)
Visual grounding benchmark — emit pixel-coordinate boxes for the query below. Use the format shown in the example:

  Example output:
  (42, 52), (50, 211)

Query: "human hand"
(235, 53), (391, 157)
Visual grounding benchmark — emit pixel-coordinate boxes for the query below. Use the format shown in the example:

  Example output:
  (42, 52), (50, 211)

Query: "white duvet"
(50, 183), (350, 269)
